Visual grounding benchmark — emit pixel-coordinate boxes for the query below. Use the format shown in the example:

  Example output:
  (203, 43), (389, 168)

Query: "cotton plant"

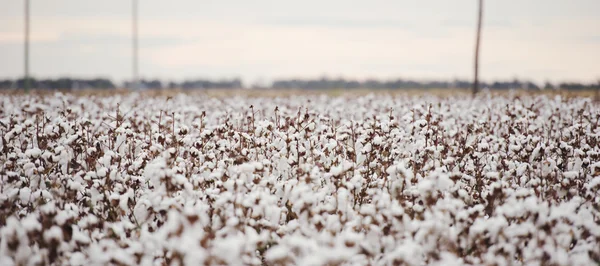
(0, 92), (599, 265)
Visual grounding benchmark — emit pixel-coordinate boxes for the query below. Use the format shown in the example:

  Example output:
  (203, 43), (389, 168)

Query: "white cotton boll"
(96, 167), (107, 178)
(530, 145), (542, 162)
(522, 196), (540, 213)
(330, 165), (343, 176)
(486, 216), (508, 237)
(55, 211), (72, 225)
(14, 246), (33, 266)
(23, 162), (36, 176)
(223, 180), (235, 191)
(588, 161), (600, 173)
(326, 139), (338, 151)
(485, 172), (500, 180)
(68, 179), (84, 192)
(552, 248), (569, 266)
(267, 205), (282, 224)
(173, 174), (188, 185)
(115, 134), (128, 154)
(25, 148), (42, 158)
(360, 204), (375, 216)
(44, 226), (63, 242)
(265, 245), (291, 262)
(587, 176), (600, 190)
(516, 163), (529, 176)
(254, 126), (263, 136)
(477, 141), (489, 151)
(414, 119), (428, 128)
(64, 134), (79, 145)
(253, 161), (264, 171)
(362, 143), (372, 153)
(435, 173), (453, 191)
(458, 189), (469, 199)
(111, 247), (136, 265)
(69, 252), (86, 265)
(71, 225), (91, 244)
(412, 204), (424, 213)
(250, 206), (261, 219)
(563, 171), (579, 179)
(119, 194), (130, 213)
(19, 187), (31, 204)
(133, 201), (151, 224)
(386, 165), (397, 175)
(373, 136), (383, 146)
(431, 252), (463, 266)
(84, 171), (97, 180)
(417, 179), (434, 195)
(22, 214), (41, 232)
(144, 157), (169, 186)
(40, 190), (53, 201)
(213, 235), (246, 265)
(239, 163), (255, 173)
(384, 239), (424, 265)
(6, 153), (17, 161)
(345, 182), (355, 191)
(465, 135), (476, 147)
(226, 217), (240, 227)
(572, 157), (583, 172)
(90, 187), (102, 207)
(542, 161), (555, 176)
(42, 151), (53, 161)
(0, 256), (14, 266)
(337, 188), (350, 209)
(509, 143), (521, 153)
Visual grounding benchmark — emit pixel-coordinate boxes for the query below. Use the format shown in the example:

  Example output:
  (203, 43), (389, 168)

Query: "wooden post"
(473, 0), (483, 96)
(595, 79), (600, 102)
(132, 0), (139, 89)
(24, 0), (30, 93)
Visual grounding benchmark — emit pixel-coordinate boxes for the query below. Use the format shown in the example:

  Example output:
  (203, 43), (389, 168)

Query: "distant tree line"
(0, 78), (243, 90)
(0, 78), (116, 90)
(0, 77), (598, 91)
(270, 78), (599, 91)
(123, 79), (244, 90)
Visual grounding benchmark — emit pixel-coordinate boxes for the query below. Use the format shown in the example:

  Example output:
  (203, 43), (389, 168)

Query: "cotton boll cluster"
(0, 92), (599, 265)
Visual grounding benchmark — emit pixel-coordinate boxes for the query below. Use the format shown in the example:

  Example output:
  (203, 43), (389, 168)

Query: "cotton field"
(1, 92), (599, 266)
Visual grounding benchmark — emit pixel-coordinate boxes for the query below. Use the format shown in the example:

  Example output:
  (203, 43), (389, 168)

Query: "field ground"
(1, 92), (599, 265)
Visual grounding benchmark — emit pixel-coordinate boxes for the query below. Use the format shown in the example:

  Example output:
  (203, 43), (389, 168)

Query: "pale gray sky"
(0, 0), (599, 84)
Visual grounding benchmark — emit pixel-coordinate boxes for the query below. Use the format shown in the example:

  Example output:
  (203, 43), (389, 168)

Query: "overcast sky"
(1, 0), (599, 84)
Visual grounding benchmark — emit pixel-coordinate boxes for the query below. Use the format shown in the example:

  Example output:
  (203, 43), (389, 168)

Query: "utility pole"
(24, 0), (30, 93)
(132, 0), (139, 90)
(473, 0), (483, 96)
(595, 79), (600, 103)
